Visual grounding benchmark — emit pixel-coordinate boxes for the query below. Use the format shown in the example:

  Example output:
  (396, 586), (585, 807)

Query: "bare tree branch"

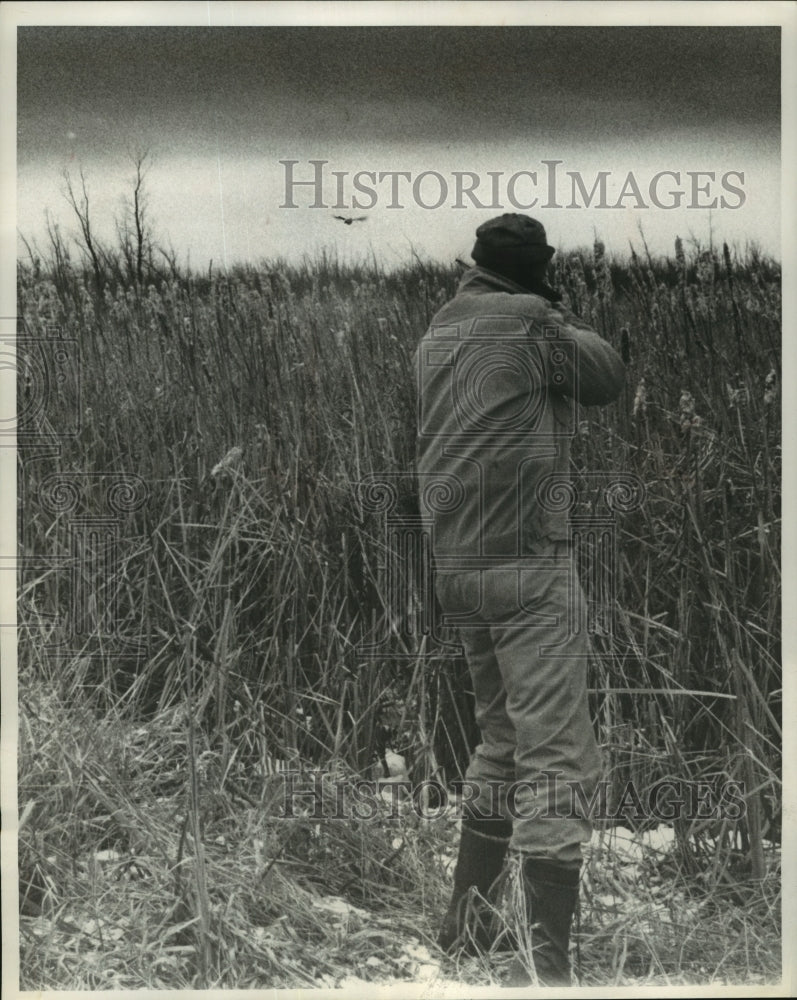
(61, 167), (104, 292)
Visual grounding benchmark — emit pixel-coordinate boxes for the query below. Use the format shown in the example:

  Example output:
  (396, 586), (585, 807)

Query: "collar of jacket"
(457, 265), (563, 304)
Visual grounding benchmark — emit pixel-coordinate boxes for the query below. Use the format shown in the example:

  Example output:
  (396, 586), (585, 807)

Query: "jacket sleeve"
(540, 302), (626, 406)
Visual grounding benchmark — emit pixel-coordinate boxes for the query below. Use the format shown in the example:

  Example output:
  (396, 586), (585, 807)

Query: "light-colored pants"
(435, 541), (602, 865)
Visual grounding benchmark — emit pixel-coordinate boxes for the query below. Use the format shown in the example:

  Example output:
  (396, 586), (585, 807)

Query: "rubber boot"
(506, 858), (580, 987)
(437, 812), (512, 955)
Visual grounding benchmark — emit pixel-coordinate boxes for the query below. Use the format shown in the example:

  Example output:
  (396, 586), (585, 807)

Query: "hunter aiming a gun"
(415, 214), (625, 986)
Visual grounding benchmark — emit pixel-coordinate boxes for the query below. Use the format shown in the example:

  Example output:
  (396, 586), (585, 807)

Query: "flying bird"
(333, 215), (368, 225)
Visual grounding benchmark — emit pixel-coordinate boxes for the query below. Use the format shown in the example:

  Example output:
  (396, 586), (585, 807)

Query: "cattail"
(620, 326), (631, 364)
(633, 377), (646, 420)
(697, 250), (715, 286)
(675, 236), (685, 267)
(569, 254), (585, 277)
(593, 238), (605, 263)
(764, 369), (777, 406)
(679, 390), (701, 433)
(211, 445), (243, 477)
(726, 381), (747, 409)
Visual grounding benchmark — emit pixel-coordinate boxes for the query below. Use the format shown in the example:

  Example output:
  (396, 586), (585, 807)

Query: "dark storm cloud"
(18, 25), (780, 158)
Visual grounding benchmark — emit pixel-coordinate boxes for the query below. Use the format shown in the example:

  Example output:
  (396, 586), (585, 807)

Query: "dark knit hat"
(472, 213), (555, 267)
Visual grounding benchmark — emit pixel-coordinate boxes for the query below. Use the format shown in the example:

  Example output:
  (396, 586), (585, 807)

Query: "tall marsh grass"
(16, 238), (781, 987)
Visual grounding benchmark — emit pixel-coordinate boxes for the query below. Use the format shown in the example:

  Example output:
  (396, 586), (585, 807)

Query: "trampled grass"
(15, 237), (781, 987)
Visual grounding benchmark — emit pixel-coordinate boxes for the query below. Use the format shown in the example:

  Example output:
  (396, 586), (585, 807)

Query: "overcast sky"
(17, 25), (781, 268)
